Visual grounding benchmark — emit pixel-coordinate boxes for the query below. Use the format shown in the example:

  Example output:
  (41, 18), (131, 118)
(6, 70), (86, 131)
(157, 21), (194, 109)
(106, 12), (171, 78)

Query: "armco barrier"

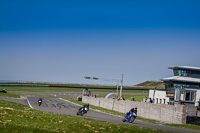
(82, 96), (187, 124)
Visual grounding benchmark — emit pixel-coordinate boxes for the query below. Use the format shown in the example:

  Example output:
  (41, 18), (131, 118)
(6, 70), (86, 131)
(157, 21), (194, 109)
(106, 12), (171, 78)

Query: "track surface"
(0, 96), (200, 133)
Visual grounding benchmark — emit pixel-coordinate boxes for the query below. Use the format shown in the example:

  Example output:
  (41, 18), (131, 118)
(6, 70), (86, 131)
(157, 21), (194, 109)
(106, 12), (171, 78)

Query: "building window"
(175, 89), (180, 101)
(165, 82), (173, 90)
(173, 83), (200, 89)
(184, 91), (196, 102)
(191, 92), (196, 102)
(177, 70), (191, 77)
(185, 91), (190, 101)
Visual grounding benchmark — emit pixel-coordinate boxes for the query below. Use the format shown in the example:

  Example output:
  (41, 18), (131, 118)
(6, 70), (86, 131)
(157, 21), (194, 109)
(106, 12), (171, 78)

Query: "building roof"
(168, 66), (200, 71)
(161, 76), (200, 84)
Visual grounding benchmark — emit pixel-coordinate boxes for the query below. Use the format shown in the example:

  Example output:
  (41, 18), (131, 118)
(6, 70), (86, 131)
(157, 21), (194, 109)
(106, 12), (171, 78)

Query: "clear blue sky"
(1, 0), (200, 86)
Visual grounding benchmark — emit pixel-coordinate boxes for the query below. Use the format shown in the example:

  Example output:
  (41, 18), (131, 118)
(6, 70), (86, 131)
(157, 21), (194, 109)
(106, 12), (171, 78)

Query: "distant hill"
(134, 81), (165, 89)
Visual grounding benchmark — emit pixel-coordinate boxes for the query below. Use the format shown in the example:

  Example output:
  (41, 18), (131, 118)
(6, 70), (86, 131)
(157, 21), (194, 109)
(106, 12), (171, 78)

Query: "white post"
(117, 80), (119, 96)
(120, 74), (123, 97)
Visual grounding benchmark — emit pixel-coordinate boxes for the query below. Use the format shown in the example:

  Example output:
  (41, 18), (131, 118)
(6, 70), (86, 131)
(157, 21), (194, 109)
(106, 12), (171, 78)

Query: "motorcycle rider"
(134, 107), (137, 115)
(125, 107), (137, 118)
(83, 103), (89, 112)
(79, 103), (89, 113)
(38, 98), (42, 106)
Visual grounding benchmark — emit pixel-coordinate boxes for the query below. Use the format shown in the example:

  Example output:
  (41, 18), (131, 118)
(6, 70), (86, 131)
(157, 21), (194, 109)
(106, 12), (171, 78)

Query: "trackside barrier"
(82, 96), (188, 124)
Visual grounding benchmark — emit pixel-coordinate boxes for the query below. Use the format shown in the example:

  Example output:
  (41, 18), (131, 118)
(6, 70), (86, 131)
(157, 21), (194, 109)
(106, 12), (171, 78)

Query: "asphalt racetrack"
(0, 96), (200, 133)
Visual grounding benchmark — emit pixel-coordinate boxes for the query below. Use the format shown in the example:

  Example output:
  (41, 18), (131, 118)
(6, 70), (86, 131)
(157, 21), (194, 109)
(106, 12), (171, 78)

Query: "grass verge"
(0, 93), (20, 98)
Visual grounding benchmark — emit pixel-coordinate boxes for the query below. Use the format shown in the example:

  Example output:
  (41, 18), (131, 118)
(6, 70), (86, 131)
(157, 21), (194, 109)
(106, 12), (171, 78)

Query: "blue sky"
(0, 0), (200, 86)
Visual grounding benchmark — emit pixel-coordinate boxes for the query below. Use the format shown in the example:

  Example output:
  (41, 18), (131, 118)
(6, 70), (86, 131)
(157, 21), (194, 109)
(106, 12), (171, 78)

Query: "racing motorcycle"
(77, 106), (89, 116)
(38, 98), (42, 106)
(122, 112), (137, 123)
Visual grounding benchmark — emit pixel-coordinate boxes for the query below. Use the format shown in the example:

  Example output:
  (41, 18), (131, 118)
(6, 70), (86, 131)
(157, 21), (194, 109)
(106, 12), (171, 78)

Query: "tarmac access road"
(0, 96), (199, 133)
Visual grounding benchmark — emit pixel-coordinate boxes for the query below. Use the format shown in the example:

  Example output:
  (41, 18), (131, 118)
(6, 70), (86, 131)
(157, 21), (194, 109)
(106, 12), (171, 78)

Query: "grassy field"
(0, 82), (154, 90)
(0, 86), (149, 93)
(134, 81), (165, 89)
(0, 85), (148, 102)
(0, 86), (82, 92)
(0, 100), (170, 133)
(0, 93), (20, 98)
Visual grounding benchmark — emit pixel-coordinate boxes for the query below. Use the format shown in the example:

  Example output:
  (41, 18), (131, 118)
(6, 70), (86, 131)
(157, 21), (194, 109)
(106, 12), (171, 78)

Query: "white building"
(149, 66), (200, 106)
(149, 89), (170, 104)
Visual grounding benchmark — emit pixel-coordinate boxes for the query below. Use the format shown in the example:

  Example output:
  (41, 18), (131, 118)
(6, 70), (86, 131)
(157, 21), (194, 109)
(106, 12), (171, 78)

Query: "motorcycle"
(122, 112), (137, 123)
(77, 106), (89, 116)
(38, 98), (42, 106)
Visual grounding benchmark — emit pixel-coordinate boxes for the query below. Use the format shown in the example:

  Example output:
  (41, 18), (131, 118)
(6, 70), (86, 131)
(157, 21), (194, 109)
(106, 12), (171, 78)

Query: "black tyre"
(80, 113), (84, 116)
(80, 111), (85, 116)
(129, 117), (135, 123)
(122, 118), (126, 122)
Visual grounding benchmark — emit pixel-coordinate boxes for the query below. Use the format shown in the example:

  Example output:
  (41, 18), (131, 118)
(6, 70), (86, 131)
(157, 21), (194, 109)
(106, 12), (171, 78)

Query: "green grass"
(0, 100), (169, 133)
(0, 86), (149, 93)
(0, 82), (153, 90)
(165, 123), (200, 131)
(0, 92), (54, 99)
(0, 86), (148, 102)
(0, 92), (20, 98)
(134, 81), (165, 89)
(90, 89), (149, 93)
(0, 86), (83, 92)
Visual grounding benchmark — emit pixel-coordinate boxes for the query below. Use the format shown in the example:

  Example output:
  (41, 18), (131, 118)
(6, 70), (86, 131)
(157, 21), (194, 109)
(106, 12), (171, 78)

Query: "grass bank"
(0, 93), (20, 98)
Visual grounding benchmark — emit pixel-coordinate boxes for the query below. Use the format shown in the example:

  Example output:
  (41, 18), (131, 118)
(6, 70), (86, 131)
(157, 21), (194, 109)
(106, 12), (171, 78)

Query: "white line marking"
(26, 97), (33, 109)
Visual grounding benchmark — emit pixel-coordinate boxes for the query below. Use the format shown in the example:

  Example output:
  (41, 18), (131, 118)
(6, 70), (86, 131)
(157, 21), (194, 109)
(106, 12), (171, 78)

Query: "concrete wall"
(83, 96), (186, 124)
(185, 106), (198, 116)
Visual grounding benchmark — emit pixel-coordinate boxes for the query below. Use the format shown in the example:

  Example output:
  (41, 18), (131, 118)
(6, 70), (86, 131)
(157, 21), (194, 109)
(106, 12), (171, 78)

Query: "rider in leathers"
(79, 103), (89, 113)
(125, 107), (137, 118)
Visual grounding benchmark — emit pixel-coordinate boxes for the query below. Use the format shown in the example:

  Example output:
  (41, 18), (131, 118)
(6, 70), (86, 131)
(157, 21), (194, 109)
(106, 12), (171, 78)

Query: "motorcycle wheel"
(129, 117), (135, 123)
(77, 112), (80, 115)
(122, 118), (126, 122)
(80, 111), (84, 116)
